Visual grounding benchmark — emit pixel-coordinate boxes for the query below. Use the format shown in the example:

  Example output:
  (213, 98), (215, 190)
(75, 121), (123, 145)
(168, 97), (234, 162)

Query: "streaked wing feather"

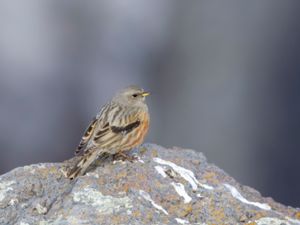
(75, 117), (98, 155)
(111, 120), (140, 134)
(92, 108), (141, 150)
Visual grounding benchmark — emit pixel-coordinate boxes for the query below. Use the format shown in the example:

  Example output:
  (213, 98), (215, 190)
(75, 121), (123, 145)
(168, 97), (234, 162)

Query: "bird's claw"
(113, 152), (138, 162)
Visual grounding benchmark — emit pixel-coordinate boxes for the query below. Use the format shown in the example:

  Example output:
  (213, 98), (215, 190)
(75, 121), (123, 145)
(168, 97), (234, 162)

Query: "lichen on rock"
(73, 187), (132, 214)
(0, 143), (299, 225)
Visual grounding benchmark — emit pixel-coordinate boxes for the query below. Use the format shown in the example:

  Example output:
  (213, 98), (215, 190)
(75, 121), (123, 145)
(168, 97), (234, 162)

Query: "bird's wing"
(91, 107), (142, 150)
(74, 103), (113, 155)
(74, 116), (98, 155)
(68, 107), (144, 179)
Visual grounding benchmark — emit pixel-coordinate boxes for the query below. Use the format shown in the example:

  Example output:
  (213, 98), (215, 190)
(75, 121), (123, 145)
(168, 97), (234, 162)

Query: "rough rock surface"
(0, 143), (299, 225)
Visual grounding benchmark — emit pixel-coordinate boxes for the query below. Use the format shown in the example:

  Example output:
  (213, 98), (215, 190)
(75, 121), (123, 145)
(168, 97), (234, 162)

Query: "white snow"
(153, 157), (213, 190)
(224, 184), (271, 210)
(139, 190), (168, 215)
(175, 218), (189, 224)
(154, 166), (167, 178)
(171, 182), (192, 203)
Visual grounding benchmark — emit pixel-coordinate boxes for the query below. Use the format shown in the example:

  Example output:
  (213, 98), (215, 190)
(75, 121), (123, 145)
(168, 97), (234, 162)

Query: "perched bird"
(67, 86), (150, 179)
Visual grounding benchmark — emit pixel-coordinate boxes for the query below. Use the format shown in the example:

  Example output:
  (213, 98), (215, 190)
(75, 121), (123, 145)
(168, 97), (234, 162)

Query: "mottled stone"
(0, 143), (299, 225)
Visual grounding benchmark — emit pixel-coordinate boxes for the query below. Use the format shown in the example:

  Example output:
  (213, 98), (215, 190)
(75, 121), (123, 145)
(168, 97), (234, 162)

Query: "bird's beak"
(141, 91), (150, 97)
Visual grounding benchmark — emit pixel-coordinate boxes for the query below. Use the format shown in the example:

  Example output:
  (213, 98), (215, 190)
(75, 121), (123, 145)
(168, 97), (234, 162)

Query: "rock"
(0, 143), (299, 225)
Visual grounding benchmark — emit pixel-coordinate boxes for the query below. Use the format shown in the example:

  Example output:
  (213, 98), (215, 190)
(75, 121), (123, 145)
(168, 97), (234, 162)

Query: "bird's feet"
(113, 152), (138, 162)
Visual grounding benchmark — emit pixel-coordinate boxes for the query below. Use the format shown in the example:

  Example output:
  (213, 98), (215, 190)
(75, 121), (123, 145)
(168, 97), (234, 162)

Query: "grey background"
(0, 1), (299, 207)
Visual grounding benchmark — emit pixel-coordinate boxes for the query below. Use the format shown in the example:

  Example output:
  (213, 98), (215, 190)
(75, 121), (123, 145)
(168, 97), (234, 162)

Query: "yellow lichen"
(110, 215), (127, 224)
(202, 171), (219, 185)
(210, 208), (226, 224)
(132, 210), (141, 218)
(115, 170), (127, 179)
(168, 203), (193, 217)
(151, 149), (158, 158)
(139, 146), (148, 155)
(145, 211), (154, 222)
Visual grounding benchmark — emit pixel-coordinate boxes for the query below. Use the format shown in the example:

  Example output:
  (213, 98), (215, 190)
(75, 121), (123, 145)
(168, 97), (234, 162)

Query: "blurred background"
(0, 0), (299, 207)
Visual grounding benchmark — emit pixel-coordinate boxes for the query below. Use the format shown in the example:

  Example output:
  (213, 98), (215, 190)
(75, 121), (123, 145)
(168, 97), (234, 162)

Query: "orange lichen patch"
(135, 174), (151, 190)
(168, 203), (193, 217)
(136, 171), (147, 180)
(35, 166), (58, 179)
(110, 215), (128, 224)
(114, 182), (135, 193)
(296, 212), (300, 219)
(202, 171), (219, 185)
(113, 182), (130, 193)
(249, 211), (268, 221)
(113, 173), (151, 194)
(209, 208), (226, 224)
(163, 192), (182, 203)
(30, 166), (59, 180)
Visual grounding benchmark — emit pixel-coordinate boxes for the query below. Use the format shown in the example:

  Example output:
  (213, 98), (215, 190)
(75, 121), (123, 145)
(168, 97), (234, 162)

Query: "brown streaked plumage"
(67, 86), (150, 179)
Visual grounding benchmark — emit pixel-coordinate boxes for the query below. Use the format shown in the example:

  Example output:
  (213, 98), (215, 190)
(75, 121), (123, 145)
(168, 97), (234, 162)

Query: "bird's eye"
(132, 94), (138, 98)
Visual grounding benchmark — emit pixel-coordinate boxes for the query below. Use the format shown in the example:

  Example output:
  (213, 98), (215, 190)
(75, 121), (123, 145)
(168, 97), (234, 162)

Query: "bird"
(67, 85), (150, 179)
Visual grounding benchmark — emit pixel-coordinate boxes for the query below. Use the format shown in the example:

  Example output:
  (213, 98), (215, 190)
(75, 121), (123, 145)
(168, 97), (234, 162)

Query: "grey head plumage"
(111, 85), (150, 109)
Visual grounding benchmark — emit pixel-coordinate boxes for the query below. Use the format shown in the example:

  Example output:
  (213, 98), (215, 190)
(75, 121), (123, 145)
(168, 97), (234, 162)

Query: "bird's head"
(112, 85), (150, 108)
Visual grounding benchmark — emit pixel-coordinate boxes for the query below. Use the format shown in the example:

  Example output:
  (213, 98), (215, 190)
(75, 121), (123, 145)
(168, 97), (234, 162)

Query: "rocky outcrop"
(0, 143), (299, 225)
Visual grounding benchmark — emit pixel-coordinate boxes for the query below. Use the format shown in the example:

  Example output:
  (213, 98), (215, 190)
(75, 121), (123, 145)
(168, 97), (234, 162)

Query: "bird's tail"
(67, 148), (100, 180)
